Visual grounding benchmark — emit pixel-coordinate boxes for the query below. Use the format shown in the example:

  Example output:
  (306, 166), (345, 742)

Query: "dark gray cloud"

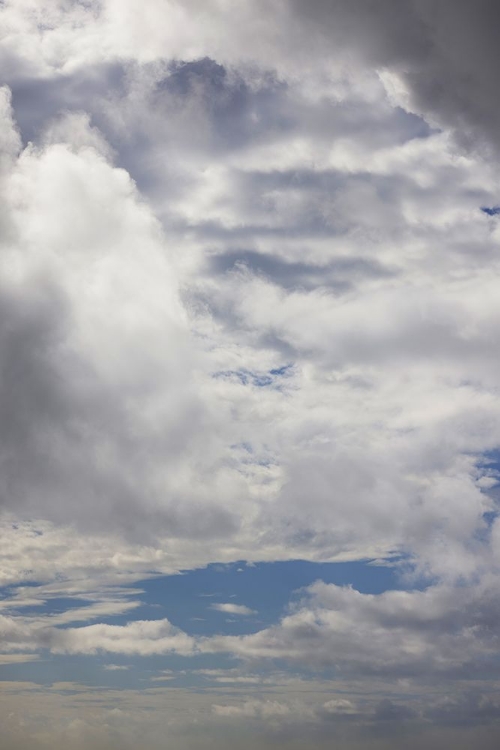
(425, 691), (500, 727)
(289, 0), (500, 154)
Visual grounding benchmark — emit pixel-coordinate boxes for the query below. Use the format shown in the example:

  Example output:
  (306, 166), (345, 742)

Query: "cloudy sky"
(2, 1), (500, 748)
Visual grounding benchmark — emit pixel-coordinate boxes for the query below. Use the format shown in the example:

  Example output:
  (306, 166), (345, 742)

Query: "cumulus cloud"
(193, 579), (500, 681)
(2, 3), (500, 748)
(52, 618), (196, 657)
(6, 575), (500, 690)
(1, 0), (500, 610)
(0, 92), (246, 547)
(2, 73), (497, 577)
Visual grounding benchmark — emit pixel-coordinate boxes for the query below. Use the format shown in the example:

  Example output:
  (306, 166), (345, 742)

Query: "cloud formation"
(2, 2), (500, 749)
(211, 603), (257, 616)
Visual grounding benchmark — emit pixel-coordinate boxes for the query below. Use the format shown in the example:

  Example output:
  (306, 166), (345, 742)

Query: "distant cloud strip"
(210, 603), (257, 616)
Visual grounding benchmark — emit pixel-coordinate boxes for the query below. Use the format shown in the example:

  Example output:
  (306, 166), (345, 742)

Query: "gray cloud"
(9, 63), (128, 146)
(207, 248), (393, 293)
(289, 0), (500, 154)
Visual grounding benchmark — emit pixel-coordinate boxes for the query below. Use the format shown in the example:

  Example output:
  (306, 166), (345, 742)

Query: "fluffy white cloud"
(1, 0), (500, 600)
(2, 81), (497, 578)
(2, 3), (500, 748)
(206, 578), (500, 681)
(5, 573), (500, 691)
(52, 617), (196, 656)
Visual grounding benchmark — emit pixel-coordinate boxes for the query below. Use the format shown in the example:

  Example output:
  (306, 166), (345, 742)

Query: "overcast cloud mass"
(2, 1), (500, 748)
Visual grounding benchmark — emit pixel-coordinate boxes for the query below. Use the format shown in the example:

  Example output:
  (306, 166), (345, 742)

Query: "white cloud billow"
(1, 2), (500, 748)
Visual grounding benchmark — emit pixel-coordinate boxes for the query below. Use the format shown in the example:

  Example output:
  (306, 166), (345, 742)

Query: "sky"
(1, 1), (500, 748)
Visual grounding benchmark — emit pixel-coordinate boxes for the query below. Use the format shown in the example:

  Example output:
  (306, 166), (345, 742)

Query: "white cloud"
(322, 698), (357, 715)
(52, 618), (196, 657)
(0, 0), (499, 604)
(205, 579), (500, 679)
(2, 4), (500, 747)
(210, 603), (257, 616)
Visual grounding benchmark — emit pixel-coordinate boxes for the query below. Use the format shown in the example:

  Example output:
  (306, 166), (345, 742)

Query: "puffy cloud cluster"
(2, 2), (500, 748)
(208, 579), (500, 678)
(1, 28), (500, 579)
(3, 576), (500, 686)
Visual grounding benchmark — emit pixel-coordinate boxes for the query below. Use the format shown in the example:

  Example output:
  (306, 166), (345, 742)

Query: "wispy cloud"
(210, 603), (257, 616)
